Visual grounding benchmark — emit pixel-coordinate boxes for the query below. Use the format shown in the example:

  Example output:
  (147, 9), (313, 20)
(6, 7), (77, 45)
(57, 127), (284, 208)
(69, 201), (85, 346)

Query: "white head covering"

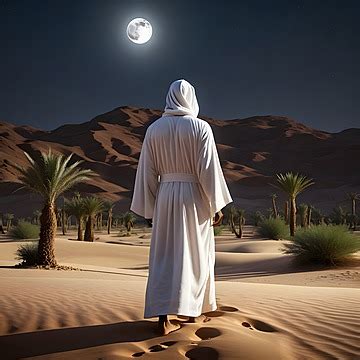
(163, 79), (199, 118)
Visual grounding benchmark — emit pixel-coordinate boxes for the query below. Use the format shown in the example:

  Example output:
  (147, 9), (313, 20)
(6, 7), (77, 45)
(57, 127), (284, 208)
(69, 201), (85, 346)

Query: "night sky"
(1, 0), (359, 132)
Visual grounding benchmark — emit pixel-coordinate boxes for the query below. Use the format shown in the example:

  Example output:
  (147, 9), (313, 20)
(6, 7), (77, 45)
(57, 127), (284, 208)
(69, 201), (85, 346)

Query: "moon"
(127, 18), (152, 44)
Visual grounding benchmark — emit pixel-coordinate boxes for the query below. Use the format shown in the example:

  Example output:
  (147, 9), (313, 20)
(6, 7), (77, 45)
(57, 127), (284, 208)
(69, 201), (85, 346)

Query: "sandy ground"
(0, 225), (359, 360)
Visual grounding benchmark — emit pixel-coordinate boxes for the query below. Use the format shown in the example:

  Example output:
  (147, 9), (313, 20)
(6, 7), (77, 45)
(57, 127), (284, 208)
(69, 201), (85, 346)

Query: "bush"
(10, 221), (39, 239)
(282, 224), (360, 265)
(16, 242), (39, 266)
(213, 225), (224, 236)
(258, 217), (289, 240)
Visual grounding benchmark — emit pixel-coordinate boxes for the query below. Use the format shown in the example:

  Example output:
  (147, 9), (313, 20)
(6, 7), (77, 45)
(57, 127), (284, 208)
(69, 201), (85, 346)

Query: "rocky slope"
(0, 106), (359, 216)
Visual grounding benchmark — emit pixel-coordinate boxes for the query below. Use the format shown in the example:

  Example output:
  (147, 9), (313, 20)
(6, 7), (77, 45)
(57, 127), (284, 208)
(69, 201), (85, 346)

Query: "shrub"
(258, 217), (289, 240)
(213, 225), (224, 236)
(10, 221), (39, 239)
(16, 242), (39, 266)
(251, 211), (265, 226)
(282, 224), (360, 265)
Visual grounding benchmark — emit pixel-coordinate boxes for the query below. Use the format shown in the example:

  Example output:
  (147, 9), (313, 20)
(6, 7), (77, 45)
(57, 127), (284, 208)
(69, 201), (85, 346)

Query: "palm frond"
(274, 172), (314, 197)
(82, 196), (104, 216)
(64, 197), (86, 218)
(13, 149), (96, 203)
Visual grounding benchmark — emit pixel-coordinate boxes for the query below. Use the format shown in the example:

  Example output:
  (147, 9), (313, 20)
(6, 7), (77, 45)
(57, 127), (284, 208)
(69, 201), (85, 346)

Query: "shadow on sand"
(0, 320), (158, 359)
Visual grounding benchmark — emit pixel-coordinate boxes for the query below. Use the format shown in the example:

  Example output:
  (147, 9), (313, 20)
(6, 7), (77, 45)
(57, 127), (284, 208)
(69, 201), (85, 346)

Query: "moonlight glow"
(127, 18), (152, 44)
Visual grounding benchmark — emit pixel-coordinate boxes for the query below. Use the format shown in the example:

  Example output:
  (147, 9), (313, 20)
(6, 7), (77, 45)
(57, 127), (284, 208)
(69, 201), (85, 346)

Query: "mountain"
(0, 105), (359, 217)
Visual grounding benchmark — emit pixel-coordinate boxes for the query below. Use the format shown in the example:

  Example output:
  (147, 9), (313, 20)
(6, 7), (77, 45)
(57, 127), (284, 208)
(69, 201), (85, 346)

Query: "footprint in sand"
(185, 346), (219, 360)
(132, 340), (178, 357)
(242, 319), (278, 333)
(133, 307), (238, 358)
(186, 328), (221, 360)
(242, 321), (254, 330)
(219, 305), (239, 312)
(195, 327), (222, 340)
(204, 305), (240, 318)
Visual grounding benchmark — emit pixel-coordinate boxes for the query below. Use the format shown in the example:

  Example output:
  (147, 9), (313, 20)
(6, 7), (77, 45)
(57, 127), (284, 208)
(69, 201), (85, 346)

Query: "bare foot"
(157, 319), (181, 336)
(187, 314), (211, 323)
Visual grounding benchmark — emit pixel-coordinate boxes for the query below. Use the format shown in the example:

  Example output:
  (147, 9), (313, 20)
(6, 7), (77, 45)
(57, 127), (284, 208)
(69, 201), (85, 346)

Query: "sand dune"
(0, 228), (359, 359)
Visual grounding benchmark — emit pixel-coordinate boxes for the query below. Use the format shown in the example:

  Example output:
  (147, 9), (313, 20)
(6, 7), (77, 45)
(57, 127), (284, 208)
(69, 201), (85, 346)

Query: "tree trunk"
(289, 197), (296, 237)
(232, 217), (240, 238)
(284, 201), (289, 224)
(352, 199), (356, 216)
(98, 213), (103, 231)
(307, 207), (312, 227)
(61, 208), (66, 235)
(230, 213), (236, 233)
(272, 198), (278, 218)
(301, 208), (307, 227)
(352, 199), (356, 230)
(238, 217), (243, 238)
(38, 203), (57, 266)
(77, 217), (83, 241)
(107, 209), (112, 234)
(84, 216), (94, 242)
(126, 221), (133, 235)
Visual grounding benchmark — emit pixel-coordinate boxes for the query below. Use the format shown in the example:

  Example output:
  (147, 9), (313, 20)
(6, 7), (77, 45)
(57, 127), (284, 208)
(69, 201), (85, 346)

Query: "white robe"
(130, 114), (233, 318)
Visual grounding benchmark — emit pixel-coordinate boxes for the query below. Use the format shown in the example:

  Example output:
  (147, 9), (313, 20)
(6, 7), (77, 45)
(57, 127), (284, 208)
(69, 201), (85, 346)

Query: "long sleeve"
(196, 122), (233, 219)
(130, 127), (159, 219)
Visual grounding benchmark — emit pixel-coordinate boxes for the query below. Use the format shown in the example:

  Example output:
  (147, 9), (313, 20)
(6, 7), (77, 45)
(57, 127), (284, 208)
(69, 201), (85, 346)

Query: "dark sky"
(0, 0), (359, 132)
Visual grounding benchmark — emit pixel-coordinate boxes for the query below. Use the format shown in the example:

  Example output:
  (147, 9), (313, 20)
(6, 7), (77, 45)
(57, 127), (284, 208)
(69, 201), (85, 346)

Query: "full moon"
(127, 18), (152, 44)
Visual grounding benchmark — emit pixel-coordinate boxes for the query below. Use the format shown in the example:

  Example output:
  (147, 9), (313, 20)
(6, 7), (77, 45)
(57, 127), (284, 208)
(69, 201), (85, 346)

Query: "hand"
(212, 210), (223, 227)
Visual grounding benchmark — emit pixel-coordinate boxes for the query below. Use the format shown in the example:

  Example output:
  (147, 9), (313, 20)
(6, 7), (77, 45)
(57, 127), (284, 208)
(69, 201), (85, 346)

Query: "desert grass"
(282, 224), (360, 265)
(258, 217), (289, 240)
(10, 221), (40, 240)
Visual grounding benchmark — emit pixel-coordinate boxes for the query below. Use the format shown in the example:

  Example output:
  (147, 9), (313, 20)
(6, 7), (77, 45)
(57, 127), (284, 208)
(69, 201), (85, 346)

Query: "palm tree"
(297, 203), (308, 227)
(306, 204), (313, 227)
(112, 213), (120, 228)
(284, 200), (289, 224)
(13, 149), (95, 266)
(229, 205), (246, 238)
(4, 213), (14, 231)
(33, 210), (41, 225)
(123, 211), (136, 235)
(61, 196), (67, 235)
(235, 209), (246, 238)
(96, 211), (103, 231)
(65, 196), (87, 241)
(347, 192), (359, 216)
(270, 194), (278, 218)
(229, 205), (237, 233)
(0, 213), (4, 234)
(83, 196), (104, 242)
(312, 207), (325, 225)
(251, 211), (264, 226)
(347, 192), (359, 230)
(329, 206), (348, 225)
(103, 200), (115, 235)
(272, 172), (314, 236)
(119, 213), (125, 227)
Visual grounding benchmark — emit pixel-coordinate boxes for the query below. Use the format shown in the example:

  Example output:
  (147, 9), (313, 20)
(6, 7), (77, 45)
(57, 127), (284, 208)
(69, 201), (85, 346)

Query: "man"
(130, 79), (233, 335)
